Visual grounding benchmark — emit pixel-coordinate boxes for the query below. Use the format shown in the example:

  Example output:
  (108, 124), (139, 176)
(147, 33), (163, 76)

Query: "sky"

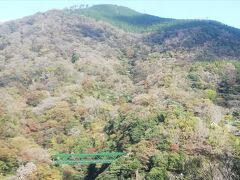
(0, 0), (239, 29)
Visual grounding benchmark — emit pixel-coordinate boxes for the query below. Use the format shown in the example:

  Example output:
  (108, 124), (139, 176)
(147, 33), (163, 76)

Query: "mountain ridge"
(69, 4), (240, 33)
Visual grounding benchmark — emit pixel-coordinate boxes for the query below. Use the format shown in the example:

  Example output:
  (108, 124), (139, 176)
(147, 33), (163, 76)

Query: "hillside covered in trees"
(0, 4), (240, 180)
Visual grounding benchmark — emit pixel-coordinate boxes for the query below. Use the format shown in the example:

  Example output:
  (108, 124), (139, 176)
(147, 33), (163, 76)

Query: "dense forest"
(0, 4), (240, 180)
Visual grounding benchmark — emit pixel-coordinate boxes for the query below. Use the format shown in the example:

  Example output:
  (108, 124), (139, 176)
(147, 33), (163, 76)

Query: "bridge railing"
(54, 152), (126, 165)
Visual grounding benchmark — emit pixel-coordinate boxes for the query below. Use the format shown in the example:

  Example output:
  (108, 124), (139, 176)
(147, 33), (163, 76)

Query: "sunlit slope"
(70, 4), (176, 32)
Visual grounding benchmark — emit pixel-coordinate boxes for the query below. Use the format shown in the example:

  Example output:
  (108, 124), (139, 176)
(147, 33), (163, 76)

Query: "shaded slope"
(145, 20), (240, 60)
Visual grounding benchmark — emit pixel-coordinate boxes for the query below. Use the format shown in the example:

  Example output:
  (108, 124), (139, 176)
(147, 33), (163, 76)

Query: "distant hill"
(68, 4), (240, 60)
(71, 4), (240, 34)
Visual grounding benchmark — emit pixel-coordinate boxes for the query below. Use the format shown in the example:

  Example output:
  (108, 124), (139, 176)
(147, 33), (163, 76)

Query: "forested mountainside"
(0, 4), (240, 180)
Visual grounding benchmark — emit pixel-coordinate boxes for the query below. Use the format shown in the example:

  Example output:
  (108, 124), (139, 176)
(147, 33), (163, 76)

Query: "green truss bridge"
(54, 152), (125, 165)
